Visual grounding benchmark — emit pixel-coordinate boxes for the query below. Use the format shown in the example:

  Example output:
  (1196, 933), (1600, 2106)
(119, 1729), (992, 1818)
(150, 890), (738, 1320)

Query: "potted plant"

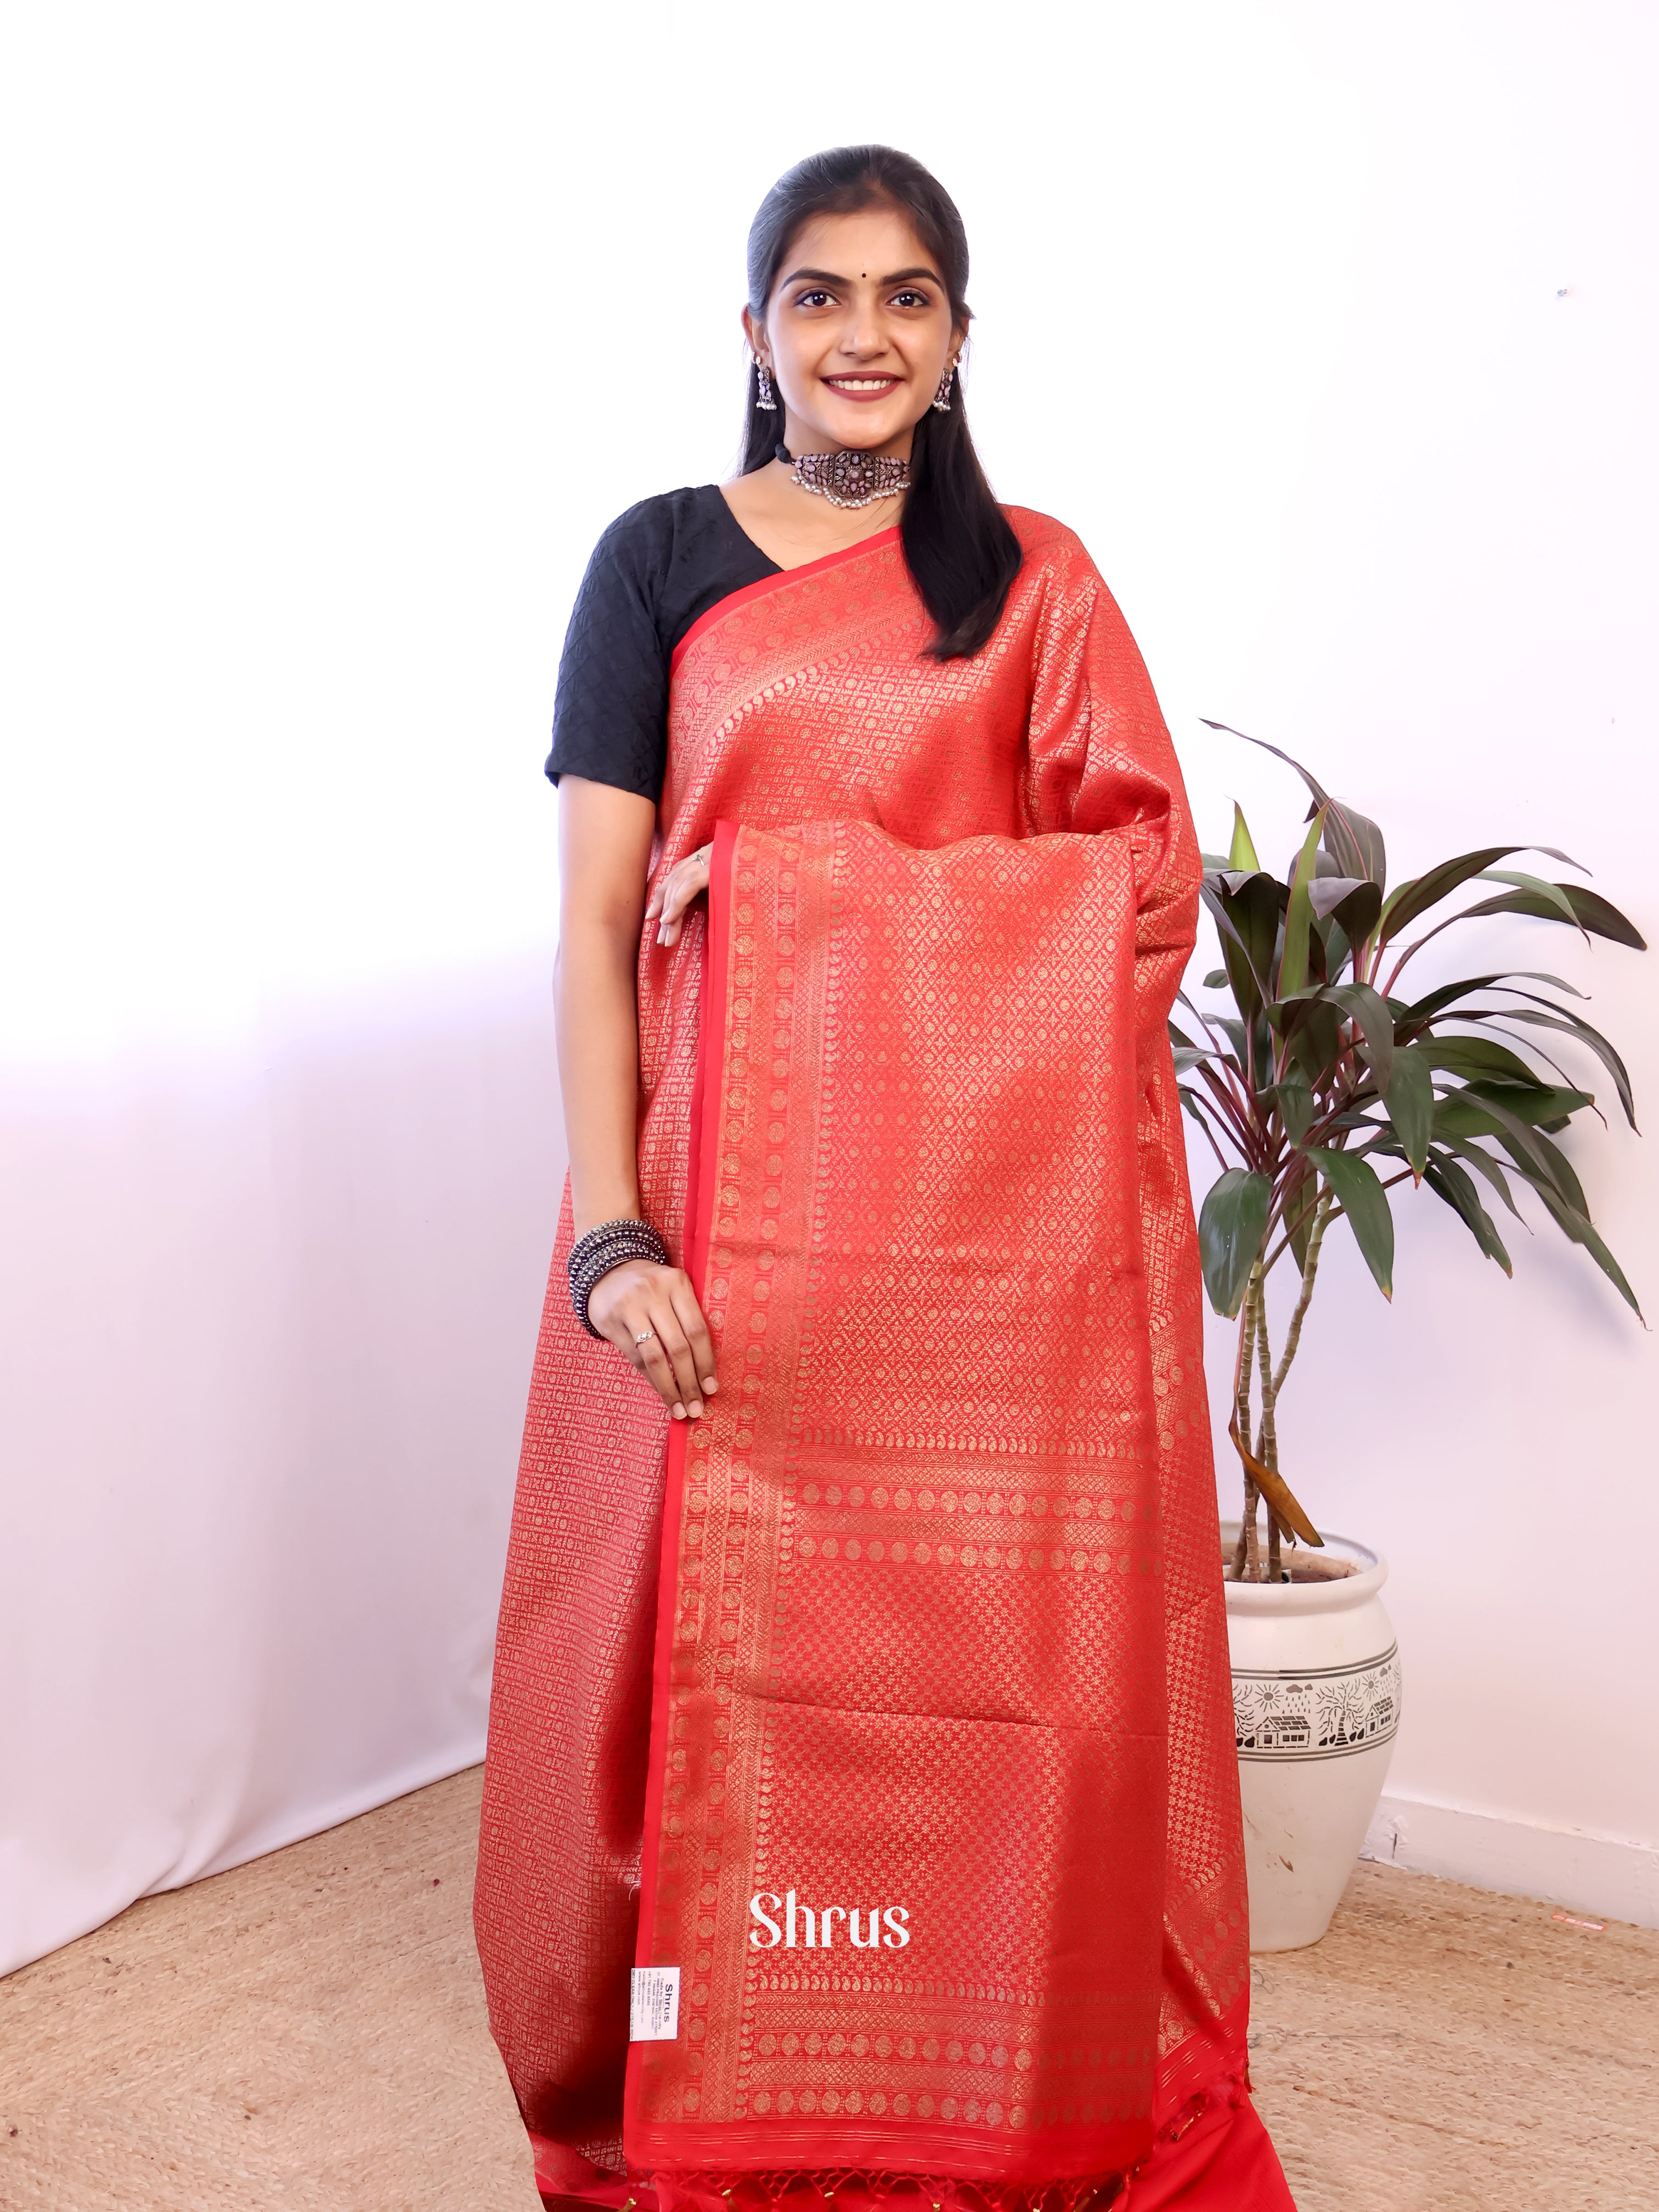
(1175, 727), (1645, 1948)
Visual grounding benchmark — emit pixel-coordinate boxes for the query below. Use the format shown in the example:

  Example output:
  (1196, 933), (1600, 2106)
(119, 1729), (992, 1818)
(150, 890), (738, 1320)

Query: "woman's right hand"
(587, 1259), (719, 1420)
(645, 842), (712, 947)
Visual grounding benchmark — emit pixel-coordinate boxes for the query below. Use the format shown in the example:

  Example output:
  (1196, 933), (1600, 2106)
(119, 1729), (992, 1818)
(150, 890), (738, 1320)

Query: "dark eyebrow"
(779, 265), (945, 290)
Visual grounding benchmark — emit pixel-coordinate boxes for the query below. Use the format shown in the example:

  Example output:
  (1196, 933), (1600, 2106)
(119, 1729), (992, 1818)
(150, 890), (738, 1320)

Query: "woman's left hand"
(645, 843), (712, 946)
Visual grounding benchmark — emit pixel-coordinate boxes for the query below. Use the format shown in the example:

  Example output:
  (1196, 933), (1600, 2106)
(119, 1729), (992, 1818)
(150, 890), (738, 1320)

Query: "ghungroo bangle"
(567, 1216), (671, 1338)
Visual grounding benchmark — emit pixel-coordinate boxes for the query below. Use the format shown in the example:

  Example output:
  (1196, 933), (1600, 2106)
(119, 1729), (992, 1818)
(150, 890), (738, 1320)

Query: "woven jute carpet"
(2, 1767), (1654, 2210)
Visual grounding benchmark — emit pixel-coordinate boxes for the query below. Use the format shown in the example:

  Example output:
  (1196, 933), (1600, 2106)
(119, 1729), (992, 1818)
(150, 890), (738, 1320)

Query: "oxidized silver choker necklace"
(776, 443), (910, 510)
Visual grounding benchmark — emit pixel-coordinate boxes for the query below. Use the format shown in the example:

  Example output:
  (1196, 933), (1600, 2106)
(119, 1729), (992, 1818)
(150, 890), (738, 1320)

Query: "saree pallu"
(476, 515), (1292, 2211)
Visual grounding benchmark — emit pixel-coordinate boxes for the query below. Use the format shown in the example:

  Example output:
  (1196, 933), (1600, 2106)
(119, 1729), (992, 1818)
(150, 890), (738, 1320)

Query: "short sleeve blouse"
(545, 486), (780, 804)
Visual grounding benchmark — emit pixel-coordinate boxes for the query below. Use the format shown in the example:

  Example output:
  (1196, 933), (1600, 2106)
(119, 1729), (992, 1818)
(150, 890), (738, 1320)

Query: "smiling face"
(745, 203), (964, 459)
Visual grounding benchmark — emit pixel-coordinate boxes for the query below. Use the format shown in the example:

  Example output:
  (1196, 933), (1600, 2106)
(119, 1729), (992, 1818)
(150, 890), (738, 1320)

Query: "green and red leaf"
(1423, 1156), (1513, 1273)
(1312, 1149), (1395, 1299)
(1459, 882), (1646, 950)
(1277, 809), (1328, 1000)
(1198, 1169), (1272, 1318)
(1378, 847), (1581, 948)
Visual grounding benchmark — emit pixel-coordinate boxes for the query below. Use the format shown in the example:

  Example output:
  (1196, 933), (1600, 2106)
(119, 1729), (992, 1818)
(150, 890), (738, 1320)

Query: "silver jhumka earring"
(932, 357), (958, 412)
(755, 362), (777, 410)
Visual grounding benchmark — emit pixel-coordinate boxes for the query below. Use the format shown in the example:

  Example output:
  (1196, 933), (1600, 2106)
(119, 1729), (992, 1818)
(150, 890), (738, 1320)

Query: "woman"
(476, 146), (1292, 2212)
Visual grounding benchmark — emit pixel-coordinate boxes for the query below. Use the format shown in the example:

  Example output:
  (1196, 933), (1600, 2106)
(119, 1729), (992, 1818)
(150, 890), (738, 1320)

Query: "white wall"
(3, 2), (1654, 1970)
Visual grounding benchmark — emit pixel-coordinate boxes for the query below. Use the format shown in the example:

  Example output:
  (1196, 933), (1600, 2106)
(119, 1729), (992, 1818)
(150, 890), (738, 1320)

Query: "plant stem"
(1272, 1190), (1335, 1397)
(1183, 1000), (1256, 1118)
(1250, 1191), (1338, 1583)
(1230, 1273), (1259, 1581)
(1239, 1472), (1261, 1581)
(1243, 1267), (1268, 1581)
(1252, 1283), (1276, 1462)
(1197, 1063), (1256, 1149)
(1252, 1286), (1282, 1583)
(1191, 1109), (1233, 1176)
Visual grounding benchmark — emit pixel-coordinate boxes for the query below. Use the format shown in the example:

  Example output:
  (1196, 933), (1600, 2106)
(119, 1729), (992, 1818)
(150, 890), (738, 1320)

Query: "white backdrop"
(4, 2), (1656, 1973)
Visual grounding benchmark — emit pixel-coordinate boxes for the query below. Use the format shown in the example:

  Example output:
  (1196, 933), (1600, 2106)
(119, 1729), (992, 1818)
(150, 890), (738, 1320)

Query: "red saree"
(476, 514), (1291, 2211)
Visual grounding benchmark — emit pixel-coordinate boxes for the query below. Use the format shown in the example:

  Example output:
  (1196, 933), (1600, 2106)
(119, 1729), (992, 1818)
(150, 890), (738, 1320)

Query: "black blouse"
(546, 486), (780, 804)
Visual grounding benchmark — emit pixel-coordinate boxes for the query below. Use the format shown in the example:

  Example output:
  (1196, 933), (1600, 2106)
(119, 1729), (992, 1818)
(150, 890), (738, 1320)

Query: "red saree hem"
(529, 2080), (1291, 2211)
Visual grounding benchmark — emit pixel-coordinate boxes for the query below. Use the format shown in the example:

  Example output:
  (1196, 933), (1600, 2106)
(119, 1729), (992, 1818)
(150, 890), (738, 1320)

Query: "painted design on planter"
(1233, 1644), (1401, 1761)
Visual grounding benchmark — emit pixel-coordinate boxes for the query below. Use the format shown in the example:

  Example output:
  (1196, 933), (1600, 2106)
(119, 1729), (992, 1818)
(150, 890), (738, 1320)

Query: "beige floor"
(3, 1769), (1654, 2212)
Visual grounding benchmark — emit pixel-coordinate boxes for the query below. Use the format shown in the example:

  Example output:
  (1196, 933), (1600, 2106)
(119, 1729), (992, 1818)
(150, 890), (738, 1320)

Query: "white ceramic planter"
(1221, 1523), (1400, 1951)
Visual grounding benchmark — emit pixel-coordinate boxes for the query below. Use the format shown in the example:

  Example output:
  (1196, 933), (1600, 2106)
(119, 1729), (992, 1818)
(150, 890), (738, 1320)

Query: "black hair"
(742, 145), (1023, 661)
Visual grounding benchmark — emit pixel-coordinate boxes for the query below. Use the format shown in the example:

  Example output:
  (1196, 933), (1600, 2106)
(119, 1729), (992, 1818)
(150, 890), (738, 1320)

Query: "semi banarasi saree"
(476, 512), (1293, 2210)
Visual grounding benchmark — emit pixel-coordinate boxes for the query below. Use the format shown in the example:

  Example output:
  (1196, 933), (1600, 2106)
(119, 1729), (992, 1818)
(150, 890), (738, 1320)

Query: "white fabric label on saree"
(629, 1965), (681, 2041)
